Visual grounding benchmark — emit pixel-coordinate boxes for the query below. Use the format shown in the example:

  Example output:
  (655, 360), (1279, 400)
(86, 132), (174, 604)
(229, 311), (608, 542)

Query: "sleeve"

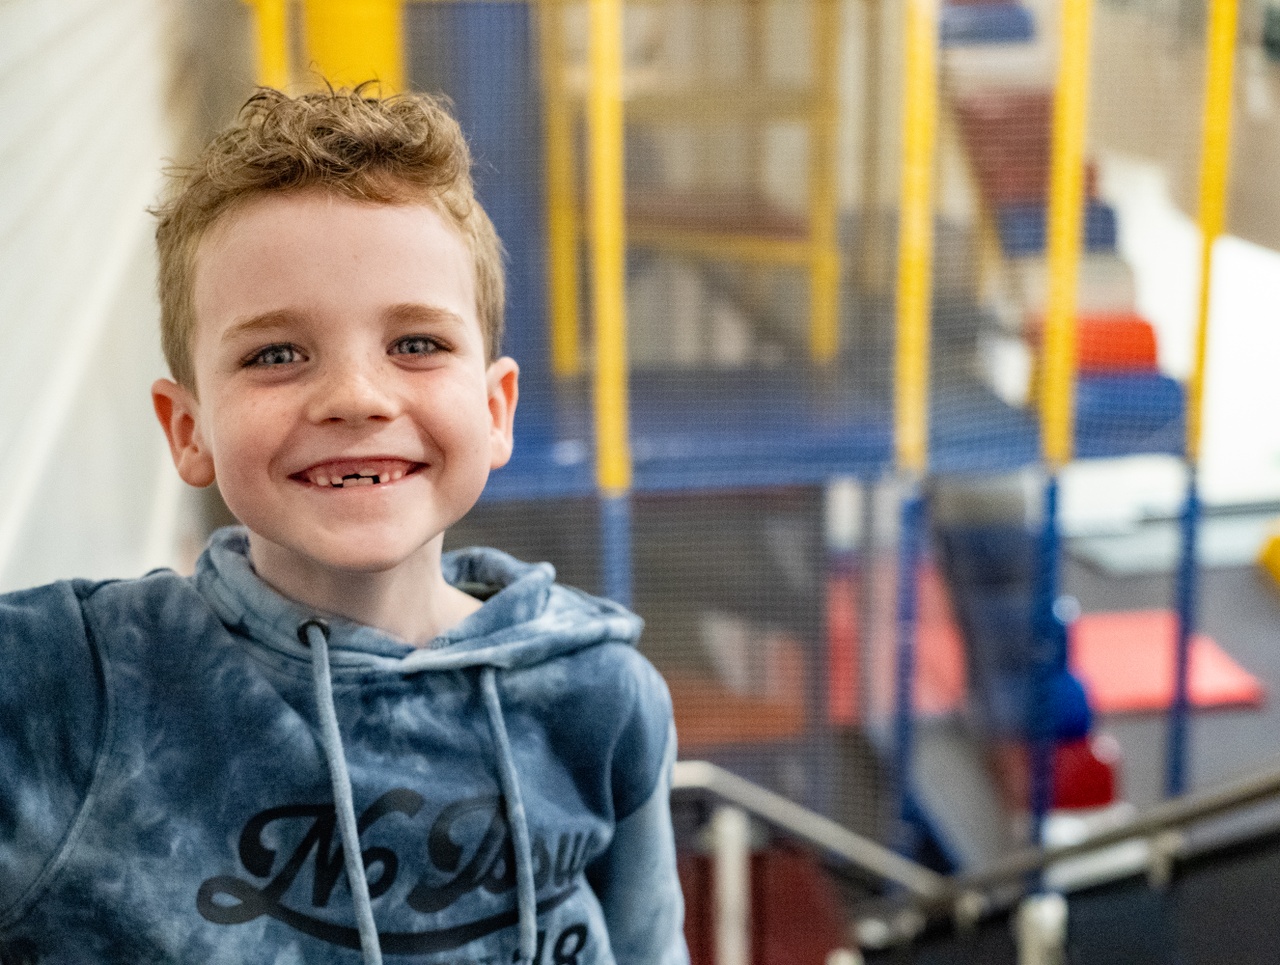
(0, 583), (107, 925)
(587, 720), (690, 965)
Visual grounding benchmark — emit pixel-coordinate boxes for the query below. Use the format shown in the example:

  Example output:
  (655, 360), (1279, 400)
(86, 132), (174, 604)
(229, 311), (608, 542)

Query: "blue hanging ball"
(1049, 669), (1093, 740)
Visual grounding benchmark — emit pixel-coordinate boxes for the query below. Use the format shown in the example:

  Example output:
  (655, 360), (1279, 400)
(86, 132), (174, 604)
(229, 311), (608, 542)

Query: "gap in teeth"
(309, 466), (413, 487)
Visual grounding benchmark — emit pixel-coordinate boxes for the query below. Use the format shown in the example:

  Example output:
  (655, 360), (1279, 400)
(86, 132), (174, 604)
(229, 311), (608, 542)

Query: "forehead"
(191, 190), (479, 346)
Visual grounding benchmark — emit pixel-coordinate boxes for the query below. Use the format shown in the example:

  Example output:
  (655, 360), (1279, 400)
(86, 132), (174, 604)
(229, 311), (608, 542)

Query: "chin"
(306, 539), (429, 575)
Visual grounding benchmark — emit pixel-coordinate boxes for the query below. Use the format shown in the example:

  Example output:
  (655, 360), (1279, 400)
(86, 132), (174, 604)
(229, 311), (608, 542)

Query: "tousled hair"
(152, 85), (504, 389)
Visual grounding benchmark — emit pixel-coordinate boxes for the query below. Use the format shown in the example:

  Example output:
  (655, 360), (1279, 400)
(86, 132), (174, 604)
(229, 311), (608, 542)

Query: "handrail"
(671, 760), (949, 901)
(951, 763), (1280, 897)
(675, 758), (1280, 945)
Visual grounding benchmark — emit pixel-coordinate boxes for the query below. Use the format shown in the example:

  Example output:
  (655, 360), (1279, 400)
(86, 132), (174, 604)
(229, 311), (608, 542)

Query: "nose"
(307, 356), (399, 425)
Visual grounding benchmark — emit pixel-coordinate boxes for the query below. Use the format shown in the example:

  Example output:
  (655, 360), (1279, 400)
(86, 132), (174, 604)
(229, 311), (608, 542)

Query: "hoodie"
(0, 527), (688, 965)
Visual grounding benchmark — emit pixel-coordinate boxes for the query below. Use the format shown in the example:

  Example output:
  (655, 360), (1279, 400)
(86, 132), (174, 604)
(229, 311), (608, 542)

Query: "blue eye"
(390, 335), (445, 357)
(244, 344), (302, 367)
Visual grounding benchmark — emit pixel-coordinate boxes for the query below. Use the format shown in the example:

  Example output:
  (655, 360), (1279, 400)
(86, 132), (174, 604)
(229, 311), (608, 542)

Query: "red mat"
(1070, 610), (1266, 714)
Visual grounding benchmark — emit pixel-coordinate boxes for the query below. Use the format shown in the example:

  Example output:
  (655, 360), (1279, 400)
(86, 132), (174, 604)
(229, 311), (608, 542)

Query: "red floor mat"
(1071, 610), (1266, 714)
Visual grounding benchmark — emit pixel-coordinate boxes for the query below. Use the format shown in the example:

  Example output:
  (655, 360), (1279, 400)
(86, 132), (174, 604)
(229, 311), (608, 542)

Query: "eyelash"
(389, 335), (448, 357)
(242, 344), (303, 368)
(239, 335), (448, 369)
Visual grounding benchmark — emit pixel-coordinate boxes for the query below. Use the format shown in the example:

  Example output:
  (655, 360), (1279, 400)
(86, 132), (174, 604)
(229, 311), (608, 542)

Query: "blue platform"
(482, 367), (1184, 503)
(997, 202), (1119, 257)
(941, 3), (1036, 47)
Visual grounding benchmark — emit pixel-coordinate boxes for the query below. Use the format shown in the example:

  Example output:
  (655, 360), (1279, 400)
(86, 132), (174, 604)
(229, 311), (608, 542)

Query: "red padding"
(679, 847), (848, 965)
(954, 89), (1098, 204)
(1027, 312), (1159, 372)
(990, 734), (1122, 811)
(1054, 734), (1120, 810)
(1070, 610), (1266, 714)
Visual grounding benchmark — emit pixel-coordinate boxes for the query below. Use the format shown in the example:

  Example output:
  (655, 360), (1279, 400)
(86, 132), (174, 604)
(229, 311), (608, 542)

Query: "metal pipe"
(673, 760), (948, 900)
(892, 488), (926, 851)
(539, 0), (583, 378)
(1040, 0), (1093, 471)
(894, 0), (938, 477)
(1169, 0), (1239, 800)
(302, 0), (404, 91)
(809, 0), (842, 364)
(244, 0), (291, 89)
(587, 0), (633, 496)
(678, 760), (1280, 938)
(710, 806), (752, 965)
(955, 763), (1280, 895)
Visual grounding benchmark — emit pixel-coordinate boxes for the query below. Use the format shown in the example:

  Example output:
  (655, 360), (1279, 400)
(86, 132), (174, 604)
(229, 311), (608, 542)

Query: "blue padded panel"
(997, 202), (1118, 256)
(941, 3), (1036, 47)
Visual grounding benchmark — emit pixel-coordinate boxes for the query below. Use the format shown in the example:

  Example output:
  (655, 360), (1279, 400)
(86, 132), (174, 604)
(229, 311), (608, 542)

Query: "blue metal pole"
(600, 491), (634, 609)
(1167, 467), (1201, 798)
(1029, 473), (1062, 849)
(893, 485), (926, 850)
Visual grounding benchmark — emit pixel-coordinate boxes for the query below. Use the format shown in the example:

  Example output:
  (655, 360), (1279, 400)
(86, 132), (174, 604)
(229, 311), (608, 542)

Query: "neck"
(246, 535), (481, 647)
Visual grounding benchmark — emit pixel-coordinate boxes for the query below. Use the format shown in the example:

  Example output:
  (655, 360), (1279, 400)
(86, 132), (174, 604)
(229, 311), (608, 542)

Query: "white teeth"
(307, 466), (413, 487)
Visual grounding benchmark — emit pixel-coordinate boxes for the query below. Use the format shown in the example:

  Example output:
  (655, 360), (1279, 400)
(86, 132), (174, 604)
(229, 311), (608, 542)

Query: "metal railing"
(674, 758), (1280, 952)
(673, 759), (948, 901)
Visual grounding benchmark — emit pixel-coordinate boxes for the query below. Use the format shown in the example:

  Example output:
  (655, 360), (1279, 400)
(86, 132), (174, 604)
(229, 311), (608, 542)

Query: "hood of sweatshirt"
(194, 527), (643, 671)
(191, 527), (644, 965)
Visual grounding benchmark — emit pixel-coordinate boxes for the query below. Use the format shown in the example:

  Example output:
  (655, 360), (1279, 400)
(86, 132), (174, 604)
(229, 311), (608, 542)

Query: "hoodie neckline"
(192, 526), (640, 677)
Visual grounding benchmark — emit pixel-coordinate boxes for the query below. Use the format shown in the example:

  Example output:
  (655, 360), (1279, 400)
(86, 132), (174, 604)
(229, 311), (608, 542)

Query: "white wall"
(0, 0), (222, 591)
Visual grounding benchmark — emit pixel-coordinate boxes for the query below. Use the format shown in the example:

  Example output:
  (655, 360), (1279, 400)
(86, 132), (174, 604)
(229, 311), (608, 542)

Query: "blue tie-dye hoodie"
(0, 527), (688, 965)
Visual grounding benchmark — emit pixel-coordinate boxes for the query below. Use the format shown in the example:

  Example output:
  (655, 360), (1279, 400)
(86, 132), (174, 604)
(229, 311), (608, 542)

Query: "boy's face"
(153, 190), (518, 580)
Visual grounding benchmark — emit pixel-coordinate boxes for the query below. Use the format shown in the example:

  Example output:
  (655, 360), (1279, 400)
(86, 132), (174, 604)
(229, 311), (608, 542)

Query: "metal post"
(587, 0), (635, 606)
(244, 0), (291, 89)
(1169, 0), (1239, 799)
(302, 0), (404, 91)
(711, 805), (753, 965)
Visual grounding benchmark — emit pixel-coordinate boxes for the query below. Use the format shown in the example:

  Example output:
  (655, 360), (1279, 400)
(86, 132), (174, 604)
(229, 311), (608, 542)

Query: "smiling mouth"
(293, 459), (424, 489)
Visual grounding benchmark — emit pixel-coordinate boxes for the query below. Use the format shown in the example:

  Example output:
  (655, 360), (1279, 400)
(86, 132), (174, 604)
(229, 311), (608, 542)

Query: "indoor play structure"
(238, 0), (1280, 961)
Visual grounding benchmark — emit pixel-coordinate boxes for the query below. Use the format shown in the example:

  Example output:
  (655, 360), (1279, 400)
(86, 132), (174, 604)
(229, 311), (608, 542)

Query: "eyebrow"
(219, 304), (466, 344)
(384, 303), (467, 328)
(220, 309), (301, 344)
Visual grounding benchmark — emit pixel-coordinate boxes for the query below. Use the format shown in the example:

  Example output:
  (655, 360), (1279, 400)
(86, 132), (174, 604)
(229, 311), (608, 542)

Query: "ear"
(485, 357), (520, 470)
(151, 378), (216, 488)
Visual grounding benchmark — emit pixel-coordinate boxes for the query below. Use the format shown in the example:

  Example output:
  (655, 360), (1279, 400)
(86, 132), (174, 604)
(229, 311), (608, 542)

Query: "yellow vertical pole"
(894, 0), (938, 475)
(857, 0), (884, 295)
(1188, 0), (1239, 463)
(303, 0), (404, 92)
(541, 0), (583, 377)
(245, 0), (291, 89)
(1041, 0), (1094, 470)
(588, 0), (633, 494)
(809, 0), (842, 364)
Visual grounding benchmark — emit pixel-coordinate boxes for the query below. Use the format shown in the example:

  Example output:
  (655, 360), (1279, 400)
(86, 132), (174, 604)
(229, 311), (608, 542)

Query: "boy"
(0, 88), (687, 965)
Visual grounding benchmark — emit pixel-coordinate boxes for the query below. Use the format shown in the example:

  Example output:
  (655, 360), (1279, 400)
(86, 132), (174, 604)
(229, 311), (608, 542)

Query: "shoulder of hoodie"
(0, 569), (217, 677)
(530, 580), (674, 817)
(0, 571), (202, 919)
(536, 579), (670, 712)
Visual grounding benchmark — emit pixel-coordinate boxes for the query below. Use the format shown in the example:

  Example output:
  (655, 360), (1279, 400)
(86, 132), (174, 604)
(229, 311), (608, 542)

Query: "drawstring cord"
(480, 666), (538, 965)
(299, 618), (384, 965)
(296, 620), (533, 965)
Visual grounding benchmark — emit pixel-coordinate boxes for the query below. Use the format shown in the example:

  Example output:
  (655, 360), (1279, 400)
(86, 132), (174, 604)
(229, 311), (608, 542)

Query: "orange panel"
(1028, 312), (1159, 372)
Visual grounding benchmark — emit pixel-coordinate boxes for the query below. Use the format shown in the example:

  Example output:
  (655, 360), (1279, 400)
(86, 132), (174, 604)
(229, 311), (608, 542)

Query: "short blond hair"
(153, 86), (505, 389)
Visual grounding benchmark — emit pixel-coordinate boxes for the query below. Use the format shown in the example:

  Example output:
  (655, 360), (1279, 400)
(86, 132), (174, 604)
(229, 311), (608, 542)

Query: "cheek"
(206, 402), (282, 488)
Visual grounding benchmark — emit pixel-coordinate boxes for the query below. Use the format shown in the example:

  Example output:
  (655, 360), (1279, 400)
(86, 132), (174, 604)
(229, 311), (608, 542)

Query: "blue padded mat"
(997, 202), (1118, 257)
(941, 3), (1036, 47)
